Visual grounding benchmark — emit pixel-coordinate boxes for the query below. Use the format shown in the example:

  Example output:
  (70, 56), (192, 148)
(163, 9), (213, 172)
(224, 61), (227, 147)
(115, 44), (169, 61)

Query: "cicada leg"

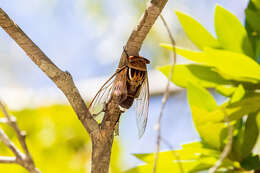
(92, 102), (108, 117)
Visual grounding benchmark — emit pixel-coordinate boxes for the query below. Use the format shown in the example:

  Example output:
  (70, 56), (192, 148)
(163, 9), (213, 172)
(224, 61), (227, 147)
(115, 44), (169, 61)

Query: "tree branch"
(153, 14), (176, 173)
(118, 0), (168, 67)
(0, 156), (16, 164)
(0, 101), (40, 173)
(0, 0), (168, 172)
(0, 8), (99, 136)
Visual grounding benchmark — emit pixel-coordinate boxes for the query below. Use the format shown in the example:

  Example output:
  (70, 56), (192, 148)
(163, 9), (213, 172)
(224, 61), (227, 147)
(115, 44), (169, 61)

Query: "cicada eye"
(143, 58), (150, 64)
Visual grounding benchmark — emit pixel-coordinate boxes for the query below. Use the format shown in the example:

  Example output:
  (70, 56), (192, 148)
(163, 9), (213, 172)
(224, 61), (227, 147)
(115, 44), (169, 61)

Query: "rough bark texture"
(0, 0), (168, 172)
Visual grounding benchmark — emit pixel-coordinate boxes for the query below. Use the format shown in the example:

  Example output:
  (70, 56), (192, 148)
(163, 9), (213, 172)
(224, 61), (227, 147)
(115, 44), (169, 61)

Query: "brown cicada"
(88, 48), (150, 137)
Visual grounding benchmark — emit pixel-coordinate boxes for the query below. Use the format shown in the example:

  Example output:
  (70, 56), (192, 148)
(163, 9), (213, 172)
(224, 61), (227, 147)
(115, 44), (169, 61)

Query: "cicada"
(88, 48), (150, 137)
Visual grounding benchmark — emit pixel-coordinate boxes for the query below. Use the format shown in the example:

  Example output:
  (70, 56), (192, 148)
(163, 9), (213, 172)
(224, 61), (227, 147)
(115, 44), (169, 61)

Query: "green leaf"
(161, 45), (260, 83)
(215, 5), (253, 57)
(175, 10), (220, 49)
(252, 0), (260, 10)
(133, 142), (219, 164)
(187, 82), (228, 149)
(160, 44), (208, 64)
(157, 64), (231, 88)
(187, 82), (218, 113)
(204, 48), (260, 83)
(216, 85), (237, 97)
(245, 0), (260, 60)
(230, 84), (245, 103)
(130, 142), (236, 173)
(231, 113), (259, 162)
(241, 113), (259, 159)
(207, 94), (260, 122)
(241, 154), (260, 170)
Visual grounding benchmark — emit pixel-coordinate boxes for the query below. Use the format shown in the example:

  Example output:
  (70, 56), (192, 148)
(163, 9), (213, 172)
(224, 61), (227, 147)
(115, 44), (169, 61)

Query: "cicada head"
(128, 56), (150, 71)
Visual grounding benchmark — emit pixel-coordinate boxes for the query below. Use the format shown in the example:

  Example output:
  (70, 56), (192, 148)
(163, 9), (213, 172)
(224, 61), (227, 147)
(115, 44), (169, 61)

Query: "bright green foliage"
(230, 85), (245, 103)
(246, 0), (260, 61)
(215, 5), (253, 58)
(0, 105), (123, 173)
(160, 45), (260, 83)
(129, 1), (260, 172)
(175, 10), (220, 49)
(125, 142), (236, 173)
(187, 82), (227, 149)
(158, 64), (232, 88)
(231, 113), (259, 162)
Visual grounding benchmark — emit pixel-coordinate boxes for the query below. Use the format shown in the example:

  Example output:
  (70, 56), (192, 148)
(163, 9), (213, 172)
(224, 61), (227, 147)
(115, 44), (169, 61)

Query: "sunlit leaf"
(216, 85), (237, 97)
(161, 44), (260, 83)
(160, 44), (208, 64)
(187, 82), (227, 149)
(133, 142), (219, 164)
(175, 10), (220, 49)
(215, 5), (253, 57)
(204, 48), (260, 82)
(187, 82), (218, 113)
(130, 142), (236, 173)
(230, 84), (245, 103)
(157, 64), (232, 88)
(208, 94), (260, 122)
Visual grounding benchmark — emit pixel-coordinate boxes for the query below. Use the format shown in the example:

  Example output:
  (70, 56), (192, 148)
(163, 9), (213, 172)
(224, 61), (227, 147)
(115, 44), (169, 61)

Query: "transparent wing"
(88, 72), (117, 116)
(88, 67), (127, 118)
(135, 74), (150, 138)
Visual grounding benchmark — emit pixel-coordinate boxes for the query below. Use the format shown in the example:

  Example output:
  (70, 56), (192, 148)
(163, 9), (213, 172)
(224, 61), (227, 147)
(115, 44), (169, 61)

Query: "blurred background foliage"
(0, 105), (123, 172)
(0, 0), (258, 173)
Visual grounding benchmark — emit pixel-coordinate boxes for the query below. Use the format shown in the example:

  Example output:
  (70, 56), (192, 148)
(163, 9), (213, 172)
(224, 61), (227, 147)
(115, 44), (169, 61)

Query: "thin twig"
(0, 103), (32, 160)
(208, 109), (233, 173)
(0, 128), (24, 160)
(153, 14), (176, 173)
(0, 156), (16, 163)
(0, 101), (40, 173)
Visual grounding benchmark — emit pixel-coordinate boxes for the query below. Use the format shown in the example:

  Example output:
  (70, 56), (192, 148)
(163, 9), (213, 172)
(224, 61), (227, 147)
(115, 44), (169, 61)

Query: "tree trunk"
(91, 133), (114, 173)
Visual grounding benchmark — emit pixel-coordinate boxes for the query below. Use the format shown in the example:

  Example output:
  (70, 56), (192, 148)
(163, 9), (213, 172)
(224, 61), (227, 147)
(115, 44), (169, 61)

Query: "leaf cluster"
(130, 1), (260, 172)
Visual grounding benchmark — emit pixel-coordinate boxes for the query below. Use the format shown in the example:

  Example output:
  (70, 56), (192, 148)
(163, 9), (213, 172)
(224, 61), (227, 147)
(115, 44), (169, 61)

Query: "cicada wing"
(113, 67), (128, 102)
(88, 67), (128, 117)
(88, 72), (117, 116)
(135, 74), (149, 138)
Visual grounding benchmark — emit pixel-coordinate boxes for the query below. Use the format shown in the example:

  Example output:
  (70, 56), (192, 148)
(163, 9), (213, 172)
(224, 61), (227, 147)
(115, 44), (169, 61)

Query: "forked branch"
(0, 101), (40, 173)
(0, 8), (99, 137)
(0, 0), (168, 172)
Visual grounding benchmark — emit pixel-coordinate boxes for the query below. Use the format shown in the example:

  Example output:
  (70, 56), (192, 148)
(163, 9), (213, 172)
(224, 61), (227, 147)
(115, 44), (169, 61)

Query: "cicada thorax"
(118, 56), (150, 109)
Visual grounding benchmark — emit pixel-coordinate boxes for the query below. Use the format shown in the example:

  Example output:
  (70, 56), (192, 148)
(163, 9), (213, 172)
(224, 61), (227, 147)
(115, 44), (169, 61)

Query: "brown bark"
(0, 0), (168, 172)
